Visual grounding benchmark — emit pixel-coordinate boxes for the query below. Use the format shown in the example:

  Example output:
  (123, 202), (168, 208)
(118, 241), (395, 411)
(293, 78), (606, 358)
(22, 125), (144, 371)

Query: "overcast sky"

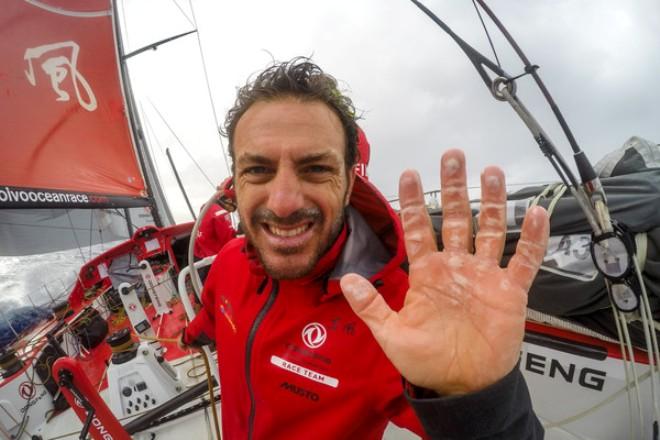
(119, 0), (660, 223)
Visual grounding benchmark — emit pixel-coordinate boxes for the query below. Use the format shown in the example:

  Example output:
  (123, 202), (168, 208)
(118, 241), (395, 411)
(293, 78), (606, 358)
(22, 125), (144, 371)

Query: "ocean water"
(0, 242), (120, 311)
(0, 242), (127, 348)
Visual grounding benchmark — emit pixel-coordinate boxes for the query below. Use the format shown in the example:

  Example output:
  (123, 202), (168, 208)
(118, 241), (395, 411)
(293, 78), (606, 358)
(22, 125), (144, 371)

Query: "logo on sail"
(24, 41), (98, 111)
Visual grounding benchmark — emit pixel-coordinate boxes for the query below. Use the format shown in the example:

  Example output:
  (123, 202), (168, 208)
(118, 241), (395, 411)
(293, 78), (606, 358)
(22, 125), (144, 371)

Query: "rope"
(544, 369), (654, 430)
(526, 309), (619, 343)
(109, 339), (138, 354)
(530, 182), (560, 208)
(635, 257), (660, 429)
(620, 308), (644, 436)
(546, 184), (567, 217)
(199, 348), (222, 440)
(636, 233), (648, 270)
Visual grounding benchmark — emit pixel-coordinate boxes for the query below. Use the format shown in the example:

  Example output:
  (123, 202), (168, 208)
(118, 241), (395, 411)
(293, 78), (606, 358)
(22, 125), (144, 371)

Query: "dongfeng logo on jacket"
(302, 322), (327, 349)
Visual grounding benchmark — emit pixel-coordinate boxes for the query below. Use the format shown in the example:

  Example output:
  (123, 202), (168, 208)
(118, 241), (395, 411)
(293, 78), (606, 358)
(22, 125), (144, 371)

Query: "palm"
(341, 149), (549, 395)
(395, 252), (527, 393)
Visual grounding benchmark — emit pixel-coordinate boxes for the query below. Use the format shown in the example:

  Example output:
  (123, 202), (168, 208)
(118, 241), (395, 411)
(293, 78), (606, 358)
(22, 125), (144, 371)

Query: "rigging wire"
(140, 102), (169, 192)
(0, 221), (97, 232)
(65, 209), (87, 264)
(409, 1), (658, 434)
(148, 99), (216, 189)
(171, 0), (194, 28)
(99, 213), (106, 253)
(119, 0), (131, 51)
(88, 210), (94, 260)
(475, 0), (587, 163)
(111, 208), (140, 232)
(471, 0), (500, 69)
(188, 0), (233, 177)
(142, 103), (201, 218)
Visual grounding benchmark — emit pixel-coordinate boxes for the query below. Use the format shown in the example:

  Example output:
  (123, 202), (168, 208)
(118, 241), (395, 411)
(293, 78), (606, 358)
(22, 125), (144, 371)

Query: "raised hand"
(340, 149), (549, 395)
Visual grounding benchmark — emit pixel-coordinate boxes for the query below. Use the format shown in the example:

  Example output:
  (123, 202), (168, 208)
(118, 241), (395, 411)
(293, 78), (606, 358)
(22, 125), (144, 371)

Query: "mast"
(110, 0), (174, 227)
(166, 148), (197, 220)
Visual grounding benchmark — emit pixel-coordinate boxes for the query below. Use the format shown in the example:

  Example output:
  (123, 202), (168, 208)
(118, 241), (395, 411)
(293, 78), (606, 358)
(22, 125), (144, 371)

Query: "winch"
(105, 329), (183, 418)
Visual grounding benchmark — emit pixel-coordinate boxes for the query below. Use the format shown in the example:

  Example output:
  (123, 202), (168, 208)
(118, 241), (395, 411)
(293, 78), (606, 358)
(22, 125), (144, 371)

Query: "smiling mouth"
(264, 222), (313, 238)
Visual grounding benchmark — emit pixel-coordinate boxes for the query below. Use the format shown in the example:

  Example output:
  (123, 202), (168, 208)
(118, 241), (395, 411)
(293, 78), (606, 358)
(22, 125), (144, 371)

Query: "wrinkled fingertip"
(441, 148), (465, 162)
(480, 166), (505, 190)
(525, 205), (550, 234)
(340, 273), (373, 304)
(399, 170), (424, 206)
(399, 169), (421, 187)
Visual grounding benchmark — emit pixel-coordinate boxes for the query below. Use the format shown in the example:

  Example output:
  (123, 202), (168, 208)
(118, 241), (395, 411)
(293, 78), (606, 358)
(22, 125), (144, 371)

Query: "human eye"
(300, 163), (338, 183)
(242, 166), (271, 175)
(239, 165), (274, 182)
(304, 164), (333, 174)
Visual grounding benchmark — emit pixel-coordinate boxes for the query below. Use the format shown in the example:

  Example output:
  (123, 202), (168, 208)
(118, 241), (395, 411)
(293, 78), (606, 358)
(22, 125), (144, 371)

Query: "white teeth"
(269, 224), (309, 237)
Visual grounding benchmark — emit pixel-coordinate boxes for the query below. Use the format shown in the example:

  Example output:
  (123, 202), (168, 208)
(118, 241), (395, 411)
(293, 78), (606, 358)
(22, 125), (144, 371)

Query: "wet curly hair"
(222, 57), (359, 171)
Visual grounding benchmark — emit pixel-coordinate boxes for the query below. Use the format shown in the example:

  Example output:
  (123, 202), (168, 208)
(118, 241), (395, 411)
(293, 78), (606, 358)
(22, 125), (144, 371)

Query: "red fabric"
(0, 1), (147, 198)
(185, 177), (425, 439)
(355, 125), (371, 179)
(193, 203), (236, 258)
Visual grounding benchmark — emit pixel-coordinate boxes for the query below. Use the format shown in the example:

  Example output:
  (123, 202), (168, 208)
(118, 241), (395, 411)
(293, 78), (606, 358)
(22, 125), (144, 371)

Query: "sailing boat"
(0, 1), (225, 439)
(0, 0), (658, 439)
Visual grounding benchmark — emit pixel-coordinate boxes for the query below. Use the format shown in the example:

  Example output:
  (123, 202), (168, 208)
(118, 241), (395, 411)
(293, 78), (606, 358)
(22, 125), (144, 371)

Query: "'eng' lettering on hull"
(522, 351), (606, 391)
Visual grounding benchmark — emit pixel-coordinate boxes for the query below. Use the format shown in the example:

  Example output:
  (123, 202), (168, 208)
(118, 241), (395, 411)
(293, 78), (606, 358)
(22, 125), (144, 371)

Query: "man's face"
(233, 98), (355, 279)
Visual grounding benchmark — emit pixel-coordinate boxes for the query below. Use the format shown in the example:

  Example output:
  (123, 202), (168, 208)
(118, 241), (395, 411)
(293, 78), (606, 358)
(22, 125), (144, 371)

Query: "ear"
(344, 168), (356, 207)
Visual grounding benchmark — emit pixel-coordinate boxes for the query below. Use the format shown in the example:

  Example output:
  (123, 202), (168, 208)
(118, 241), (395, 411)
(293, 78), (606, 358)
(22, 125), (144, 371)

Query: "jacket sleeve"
(406, 365), (544, 439)
(182, 261), (218, 347)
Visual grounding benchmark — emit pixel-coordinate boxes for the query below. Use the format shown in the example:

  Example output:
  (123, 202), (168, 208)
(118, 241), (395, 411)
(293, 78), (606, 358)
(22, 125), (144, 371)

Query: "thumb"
(340, 273), (397, 339)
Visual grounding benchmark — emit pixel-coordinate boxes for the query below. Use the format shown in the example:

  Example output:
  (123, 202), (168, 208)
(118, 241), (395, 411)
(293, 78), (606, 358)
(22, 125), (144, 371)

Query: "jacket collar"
(323, 175), (406, 299)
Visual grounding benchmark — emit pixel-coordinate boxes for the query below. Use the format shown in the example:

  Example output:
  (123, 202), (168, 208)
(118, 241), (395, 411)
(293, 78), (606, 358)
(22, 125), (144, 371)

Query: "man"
(182, 57), (548, 439)
(193, 202), (235, 259)
(193, 178), (237, 282)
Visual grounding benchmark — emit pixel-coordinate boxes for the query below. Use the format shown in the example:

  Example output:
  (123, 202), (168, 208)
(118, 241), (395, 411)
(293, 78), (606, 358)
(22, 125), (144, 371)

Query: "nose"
(265, 168), (305, 218)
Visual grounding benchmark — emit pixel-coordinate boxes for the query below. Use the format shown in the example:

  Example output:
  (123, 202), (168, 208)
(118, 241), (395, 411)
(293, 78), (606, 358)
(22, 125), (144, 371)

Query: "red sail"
(0, 0), (149, 209)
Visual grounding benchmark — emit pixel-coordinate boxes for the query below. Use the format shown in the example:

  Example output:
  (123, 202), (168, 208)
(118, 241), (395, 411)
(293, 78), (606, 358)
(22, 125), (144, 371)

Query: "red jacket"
(193, 203), (235, 258)
(185, 176), (425, 439)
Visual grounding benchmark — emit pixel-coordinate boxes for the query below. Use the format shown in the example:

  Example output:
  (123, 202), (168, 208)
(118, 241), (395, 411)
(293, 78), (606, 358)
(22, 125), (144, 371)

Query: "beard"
(240, 181), (351, 280)
(245, 205), (346, 280)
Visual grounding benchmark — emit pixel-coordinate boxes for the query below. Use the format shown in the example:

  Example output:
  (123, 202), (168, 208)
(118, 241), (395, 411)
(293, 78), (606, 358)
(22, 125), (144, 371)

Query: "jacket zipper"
(246, 279), (279, 440)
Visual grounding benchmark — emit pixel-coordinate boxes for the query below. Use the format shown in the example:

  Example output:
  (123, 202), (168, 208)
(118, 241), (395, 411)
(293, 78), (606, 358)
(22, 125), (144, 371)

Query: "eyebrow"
(236, 153), (275, 167)
(295, 152), (340, 166)
(236, 151), (341, 167)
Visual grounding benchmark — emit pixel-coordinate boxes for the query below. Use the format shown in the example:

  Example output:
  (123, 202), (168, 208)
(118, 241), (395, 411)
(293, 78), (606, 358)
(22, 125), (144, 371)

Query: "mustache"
(252, 207), (322, 226)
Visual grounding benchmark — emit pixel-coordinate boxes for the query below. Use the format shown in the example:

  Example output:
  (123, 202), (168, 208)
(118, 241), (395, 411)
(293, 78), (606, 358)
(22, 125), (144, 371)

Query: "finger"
(506, 206), (550, 292)
(399, 169), (438, 263)
(340, 273), (398, 341)
(475, 166), (507, 262)
(440, 149), (473, 253)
